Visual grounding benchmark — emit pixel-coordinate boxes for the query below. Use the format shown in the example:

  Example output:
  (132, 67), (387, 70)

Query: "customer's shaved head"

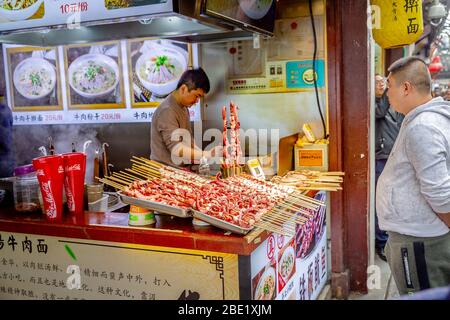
(388, 56), (431, 94)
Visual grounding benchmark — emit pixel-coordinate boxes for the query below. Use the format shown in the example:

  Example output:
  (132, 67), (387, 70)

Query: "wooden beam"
(327, 0), (370, 297)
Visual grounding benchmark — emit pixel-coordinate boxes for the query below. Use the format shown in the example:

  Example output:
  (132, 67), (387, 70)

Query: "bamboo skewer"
(116, 171), (142, 181)
(126, 168), (150, 179)
(106, 175), (131, 186)
(112, 172), (134, 182)
(131, 163), (161, 174)
(97, 178), (125, 190)
(270, 209), (309, 223)
(284, 198), (319, 210)
(287, 193), (325, 206)
(267, 206), (309, 221)
(254, 222), (295, 236)
(276, 201), (315, 215)
(134, 156), (164, 168)
(257, 219), (296, 232)
(274, 209), (312, 223)
(130, 166), (158, 178)
(259, 211), (301, 227)
(261, 212), (307, 228)
(296, 187), (340, 191)
(258, 220), (299, 232)
(269, 211), (309, 225)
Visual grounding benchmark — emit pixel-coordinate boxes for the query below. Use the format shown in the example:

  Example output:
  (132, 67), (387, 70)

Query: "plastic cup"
(86, 183), (104, 203)
(63, 152), (86, 217)
(32, 155), (64, 222)
(88, 194), (109, 212)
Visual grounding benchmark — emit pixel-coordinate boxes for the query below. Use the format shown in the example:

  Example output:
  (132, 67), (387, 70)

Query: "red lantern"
(429, 56), (443, 74)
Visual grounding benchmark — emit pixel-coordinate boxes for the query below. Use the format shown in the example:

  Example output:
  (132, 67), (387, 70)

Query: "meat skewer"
(222, 106), (230, 169)
(229, 102), (237, 168)
(230, 101), (242, 166)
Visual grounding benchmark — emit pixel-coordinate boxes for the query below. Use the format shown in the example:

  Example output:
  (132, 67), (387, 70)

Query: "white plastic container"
(88, 194), (109, 212)
(128, 206), (156, 226)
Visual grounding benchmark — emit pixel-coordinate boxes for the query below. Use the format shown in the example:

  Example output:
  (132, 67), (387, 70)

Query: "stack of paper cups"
(129, 206), (155, 226)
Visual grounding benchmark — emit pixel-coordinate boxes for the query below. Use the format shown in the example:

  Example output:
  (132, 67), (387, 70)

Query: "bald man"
(376, 56), (450, 295)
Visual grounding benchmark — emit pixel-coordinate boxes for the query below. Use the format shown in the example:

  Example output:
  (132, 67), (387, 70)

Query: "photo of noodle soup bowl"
(279, 246), (295, 282)
(0, 0), (44, 21)
(68, 53), (119, 99)
(254, 267), (276, 300)
(135, 46), (187, 97)
(13, 57), (56, 100)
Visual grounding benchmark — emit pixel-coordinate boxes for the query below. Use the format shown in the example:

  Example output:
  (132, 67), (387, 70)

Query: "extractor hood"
(0, 0), (275, 46)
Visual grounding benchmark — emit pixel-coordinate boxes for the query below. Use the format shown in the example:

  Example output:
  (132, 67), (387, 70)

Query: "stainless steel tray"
(191, 210), (254, 235)
(117, 192), (192, 218)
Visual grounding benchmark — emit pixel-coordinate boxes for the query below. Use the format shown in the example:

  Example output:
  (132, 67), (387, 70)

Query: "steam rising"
(13, 125), (101, 183)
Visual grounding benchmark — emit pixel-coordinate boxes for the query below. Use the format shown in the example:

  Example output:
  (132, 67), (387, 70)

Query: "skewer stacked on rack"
(98, 158), (326, 236)
(221, 101), (244, 178)
(271, 170), (344, 192)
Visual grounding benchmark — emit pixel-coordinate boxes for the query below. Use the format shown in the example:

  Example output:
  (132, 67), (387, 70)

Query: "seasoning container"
(13, 164), (42, 213)
(128, 205), (155, 226)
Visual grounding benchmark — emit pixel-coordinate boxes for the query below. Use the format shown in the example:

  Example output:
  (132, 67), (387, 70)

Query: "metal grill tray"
(117, 192), (192, 218)
(191, 210), (254, 235)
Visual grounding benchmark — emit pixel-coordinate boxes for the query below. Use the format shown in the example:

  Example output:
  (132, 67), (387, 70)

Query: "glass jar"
(198, 156), (210, 177)
(13, 165), (42, 213)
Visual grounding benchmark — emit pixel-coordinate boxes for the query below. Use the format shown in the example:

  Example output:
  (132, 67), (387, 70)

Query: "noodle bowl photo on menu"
(277, 240), (296, 293)
(127, 39), (189, 107)
(0, 0), (45, 22)
(64, 41), (125, 110)
(252, 261), (276, 300)
(5, 46), (62, 111)
(104, 0), (168, 10)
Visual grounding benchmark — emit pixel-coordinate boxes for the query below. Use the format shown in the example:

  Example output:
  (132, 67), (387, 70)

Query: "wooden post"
(327, 0), (370, 298)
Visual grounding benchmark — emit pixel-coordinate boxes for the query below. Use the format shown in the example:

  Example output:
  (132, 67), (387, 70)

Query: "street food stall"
(0, 0), (336, 300)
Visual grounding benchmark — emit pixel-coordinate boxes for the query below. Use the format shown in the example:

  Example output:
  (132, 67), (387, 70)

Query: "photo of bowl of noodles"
(0, 0), (44, 21)
(279, 246), (295, 282)
(135, 45), (187, 97)
(238, 0), (273, 20)
(13, 57), (56, 100)
(254, 267), (276, 300)
(68, 53), (119, 99)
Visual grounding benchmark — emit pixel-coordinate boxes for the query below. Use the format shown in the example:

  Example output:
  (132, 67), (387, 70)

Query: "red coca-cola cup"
(32, 155), (64, 222)
(62, 152), (86, 217)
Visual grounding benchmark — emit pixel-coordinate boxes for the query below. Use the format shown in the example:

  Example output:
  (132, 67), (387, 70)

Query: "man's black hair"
(176, 67), (210, 94)
(388, 56), (431, 94)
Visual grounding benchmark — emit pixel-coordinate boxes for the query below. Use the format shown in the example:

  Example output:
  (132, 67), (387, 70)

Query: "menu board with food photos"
(64, 41), (125, 110)
(2, 39), (202, 125)
(5, 45), (63, 111)
(0, 0), (172, 32)
(127, 38), (189, 108)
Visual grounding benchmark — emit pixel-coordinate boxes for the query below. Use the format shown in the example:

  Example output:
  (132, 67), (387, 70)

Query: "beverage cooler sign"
(0, 1), (173, 33)
(2, 39), (201, 125)
(250, 191), (328, 300)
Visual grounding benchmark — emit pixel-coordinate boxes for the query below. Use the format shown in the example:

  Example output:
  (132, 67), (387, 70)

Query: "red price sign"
(277, 234), (284, 249)
(60, 2), (88, 14)
(266, 235), (275, 260)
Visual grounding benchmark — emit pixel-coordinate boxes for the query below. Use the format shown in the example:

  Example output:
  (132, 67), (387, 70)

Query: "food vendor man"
(150, 68), (220, 168)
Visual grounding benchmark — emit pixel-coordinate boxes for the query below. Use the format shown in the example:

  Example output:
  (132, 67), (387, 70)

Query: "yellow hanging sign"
(371, 0), (424, 49)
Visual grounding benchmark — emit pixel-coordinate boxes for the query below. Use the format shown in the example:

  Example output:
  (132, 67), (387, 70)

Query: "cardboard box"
(294, 144), (328, 171)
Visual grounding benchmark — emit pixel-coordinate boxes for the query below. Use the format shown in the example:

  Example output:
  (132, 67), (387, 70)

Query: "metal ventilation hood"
(0, 0), (262, 46)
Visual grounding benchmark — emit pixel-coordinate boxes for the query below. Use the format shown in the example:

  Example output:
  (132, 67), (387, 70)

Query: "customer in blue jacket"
(374, 74), (404, 261)
(0, 98), (14, 178)
(376, 56), (450, 295)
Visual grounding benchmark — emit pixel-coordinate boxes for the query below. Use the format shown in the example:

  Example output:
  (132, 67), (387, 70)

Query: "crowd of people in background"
(432, 85), (450, 100)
